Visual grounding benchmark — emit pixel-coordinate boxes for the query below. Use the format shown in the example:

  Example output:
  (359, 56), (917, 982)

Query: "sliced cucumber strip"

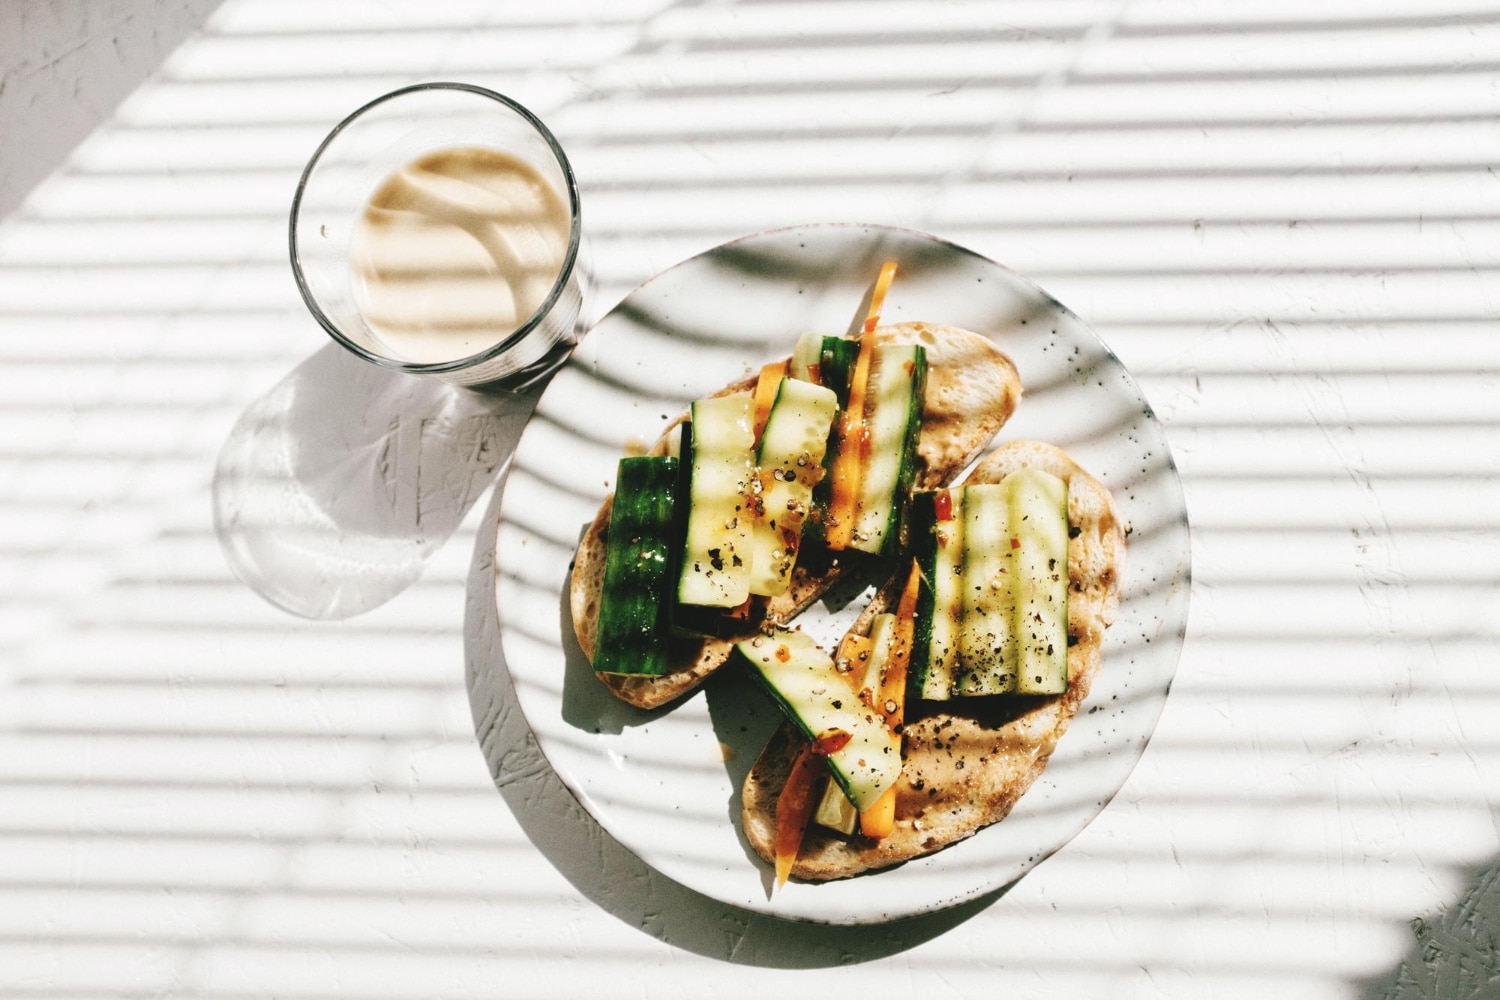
(813, 776), (859, 835)
(677, 395), (754, 608)
(956, 482), (1017, 695)
(848, 344), (926, 557)
(747, 378), (839, 596)
(734, 628), (902, 813)
(789, 331), (825, 383)
(1008, 468), (1069, 694)
(910, 489), (965, 701)
(863, 612), (898, 699)
(594, 456), (680, 675)
(818, 336), (860, 406)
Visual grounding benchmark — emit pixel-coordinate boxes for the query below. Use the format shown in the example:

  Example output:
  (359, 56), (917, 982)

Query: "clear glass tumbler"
(290, 82), (587, 388)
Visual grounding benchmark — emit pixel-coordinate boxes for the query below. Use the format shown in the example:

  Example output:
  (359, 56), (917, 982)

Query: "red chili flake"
(934, 489), (954, 522)
(1010, 537), (1021, 549)
(811, 730), (852, 755)
(775, 644), (791, 662)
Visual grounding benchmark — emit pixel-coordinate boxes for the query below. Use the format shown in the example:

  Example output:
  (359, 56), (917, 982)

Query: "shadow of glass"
(466, 481), (1001, 960)
(213, 342), (541, 619)
(1359, 852), (1500, 998)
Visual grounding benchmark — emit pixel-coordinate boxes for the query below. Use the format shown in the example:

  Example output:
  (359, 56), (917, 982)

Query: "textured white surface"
(4, 0), (1500, 995)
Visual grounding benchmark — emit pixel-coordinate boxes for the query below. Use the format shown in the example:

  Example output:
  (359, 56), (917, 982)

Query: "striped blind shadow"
(2, 0), (1497, 990)
(469, 11), (1498, 986)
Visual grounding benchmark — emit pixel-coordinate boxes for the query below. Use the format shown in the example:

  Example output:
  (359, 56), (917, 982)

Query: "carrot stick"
(880, 560), (922, 729)
(861, 260), (899, 335)
(834, 632), (875, 694)
(859, 562), (922, 839)
(860, 785), (897, 839)
(825, 261), (897, 548)
(751, 361), (787, 442)
(823, 340), (874, 550)
(774, 741), (824, 887)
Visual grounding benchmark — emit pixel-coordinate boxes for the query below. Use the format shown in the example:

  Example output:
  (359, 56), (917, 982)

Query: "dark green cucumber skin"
(667, 421), (698, 635)
(730, 643), (818, 745)
(820, 337), (860, 407)
(908, 490), (939, 699)
(877, 344), (928, 559)
(805, 337), (859, 548)
(594, 457), (680, 675)
(670, 420), (725, 637)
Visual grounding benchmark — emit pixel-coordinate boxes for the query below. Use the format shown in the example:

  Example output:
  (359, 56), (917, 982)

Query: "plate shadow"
(466, 480), (1005, 963)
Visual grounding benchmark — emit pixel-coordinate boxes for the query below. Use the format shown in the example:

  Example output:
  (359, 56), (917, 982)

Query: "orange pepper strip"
(823, 338), (874, 550)
(825, 261), (897, 548)
(751, 361), (787, 442)
(859, 561), (923, 839)
(862, 260), (899, 335)
(882, 560), (922, 727)
(834, 632), (875, 695)
(774, 741), (825, 887)
(860, 786), (897, 840)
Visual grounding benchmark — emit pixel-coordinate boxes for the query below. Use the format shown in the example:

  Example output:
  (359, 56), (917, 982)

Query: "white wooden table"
(4, 1), (1499, 995)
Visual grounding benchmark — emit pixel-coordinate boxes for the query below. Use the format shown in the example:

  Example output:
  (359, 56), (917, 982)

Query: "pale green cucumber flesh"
(849, 344), (925, 557)
(812, 775), (860, 834)
(1008, 469), (1069, 694)
(677, 395), (754, 607)
(734, 629), (901, 813)
(789, 331), (825, 383)
(910, 490), (964, 701)
(747, 378), (839, 597)
(956, 482), (1017, 695)
(862, 612), (898, 699)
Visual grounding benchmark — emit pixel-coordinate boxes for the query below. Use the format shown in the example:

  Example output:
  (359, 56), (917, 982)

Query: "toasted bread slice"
(569, 323), (1022, 710)
(741, 440), (1124, 880)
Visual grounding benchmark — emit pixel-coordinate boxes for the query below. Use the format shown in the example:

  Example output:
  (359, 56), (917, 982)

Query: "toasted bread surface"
(569, 323), (1021, 710)
(741, 440), (1124, 880)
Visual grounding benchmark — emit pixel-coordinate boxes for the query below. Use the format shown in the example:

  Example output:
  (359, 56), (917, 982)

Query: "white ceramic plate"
(494, 224), (1190, 924)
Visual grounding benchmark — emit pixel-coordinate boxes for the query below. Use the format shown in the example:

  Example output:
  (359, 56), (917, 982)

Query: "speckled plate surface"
(493, 224), (1190, 923)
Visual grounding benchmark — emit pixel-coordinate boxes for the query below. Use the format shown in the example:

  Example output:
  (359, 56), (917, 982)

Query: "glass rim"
(287, 81), (583, 376)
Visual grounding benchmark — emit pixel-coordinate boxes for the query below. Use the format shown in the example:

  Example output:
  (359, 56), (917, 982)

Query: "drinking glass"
(290, 82), (587, 388)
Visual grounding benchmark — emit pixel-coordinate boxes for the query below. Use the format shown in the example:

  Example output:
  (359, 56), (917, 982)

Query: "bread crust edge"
(740, 439), (1125, 881)
(568, 323), (1023, 710)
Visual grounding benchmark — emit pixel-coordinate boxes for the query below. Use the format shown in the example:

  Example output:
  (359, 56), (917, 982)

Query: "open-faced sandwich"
(736, 440), (1123, 882)
(567, 263), (1123, 884)
(569, 293), (1023, 710)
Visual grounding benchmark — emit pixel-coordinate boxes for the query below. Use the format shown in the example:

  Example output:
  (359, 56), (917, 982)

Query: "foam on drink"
(349, 146), (571, 364)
